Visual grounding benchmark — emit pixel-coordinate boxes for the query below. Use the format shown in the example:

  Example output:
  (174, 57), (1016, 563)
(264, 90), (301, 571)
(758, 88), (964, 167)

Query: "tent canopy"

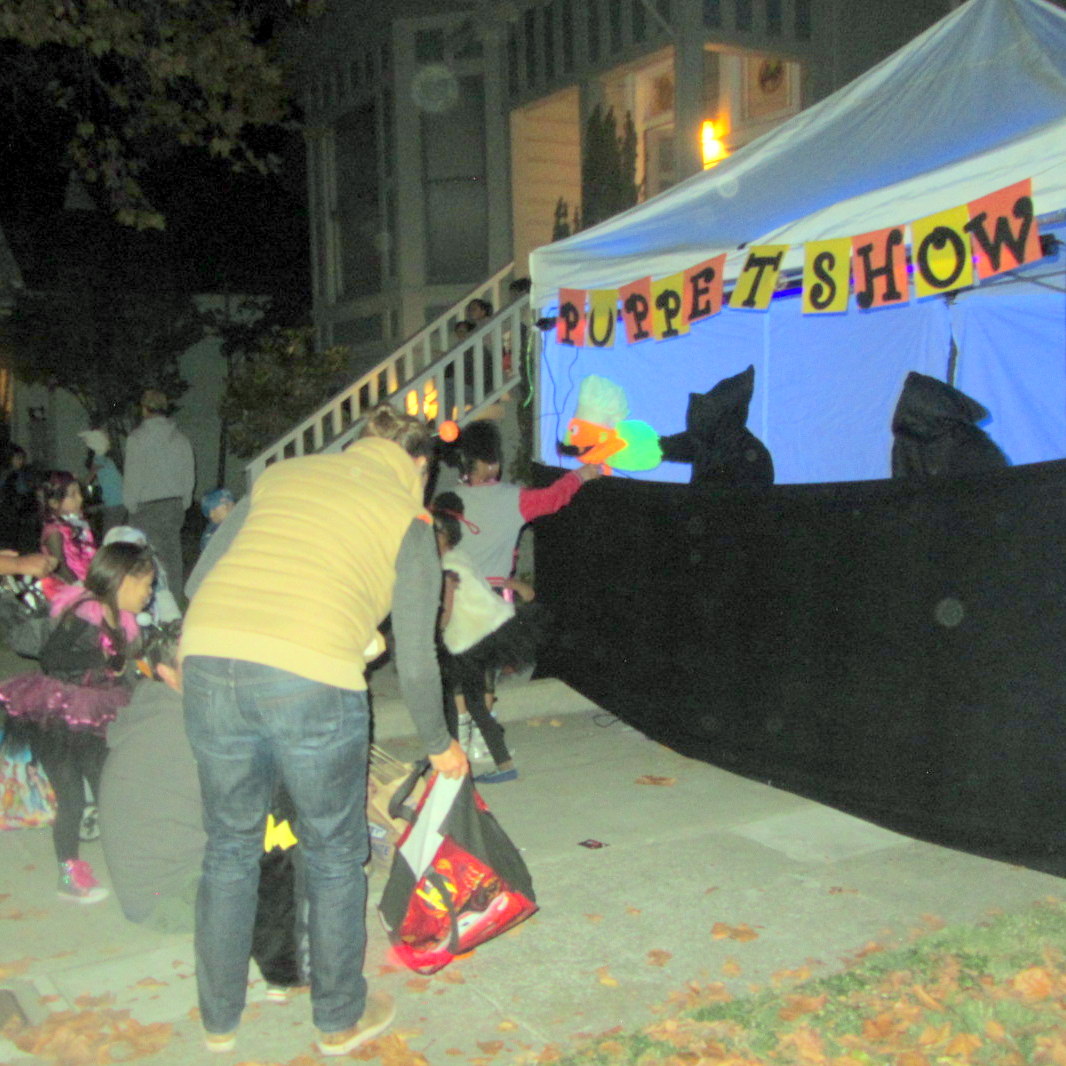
(529, 0), (1066, 308)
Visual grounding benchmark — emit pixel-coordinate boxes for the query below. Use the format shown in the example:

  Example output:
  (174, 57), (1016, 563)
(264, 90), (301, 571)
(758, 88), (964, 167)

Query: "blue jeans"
(183, 656), (370, 1034)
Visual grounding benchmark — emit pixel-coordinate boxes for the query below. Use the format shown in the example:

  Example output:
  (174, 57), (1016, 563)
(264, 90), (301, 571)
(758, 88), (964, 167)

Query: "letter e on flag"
(684, 256), (726, 324)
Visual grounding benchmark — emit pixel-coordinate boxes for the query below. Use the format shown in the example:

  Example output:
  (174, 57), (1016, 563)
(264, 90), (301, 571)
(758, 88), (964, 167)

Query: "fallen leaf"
(73, 993), (115, 1008)
(711, 922), (759, 942)
(778, 993), (826, 1021)
(584, 914), (604, 923)
(828, 886), (858, 895)
(634, 775), (676, 786)
(646, 950), (672, 968)
(133, 977), (168, 988)
(721, 957), (743, 977)
(986, 1019), (1007, 1041)
(625, 906), (642, 916)
(773, 965), (813, 985)
(442, 969), (466, 984)
(916, 1022), (952, 1046)
(912, 984), (945, 1011)
(595, 966), (619, 987)
(548, 719), (563, 727)
(0, 957), (34, 979)
(776, 1026), (825, 1063)
(945, 1033), (982, 1056)
(897, 1054), (932, 1066)
(406, 978), (432, 993)
(1013, 965), (1055, 998)
(477, 1040), (506, 1054)
(498, 1019), (519, 1031)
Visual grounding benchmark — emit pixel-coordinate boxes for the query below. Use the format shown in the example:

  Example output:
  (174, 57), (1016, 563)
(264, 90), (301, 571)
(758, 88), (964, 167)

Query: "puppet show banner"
(555, 179), (1043, 346)
(532, 458), (1066, 877)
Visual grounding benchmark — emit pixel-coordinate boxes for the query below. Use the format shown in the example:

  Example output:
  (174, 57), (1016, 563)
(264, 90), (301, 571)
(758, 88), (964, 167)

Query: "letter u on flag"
(586, 290), (618, 348)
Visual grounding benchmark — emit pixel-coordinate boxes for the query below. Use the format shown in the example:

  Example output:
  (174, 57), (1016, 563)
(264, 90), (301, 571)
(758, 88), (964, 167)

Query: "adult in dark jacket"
(891, 372), (1009, 478)
(659, 365), (774, 487)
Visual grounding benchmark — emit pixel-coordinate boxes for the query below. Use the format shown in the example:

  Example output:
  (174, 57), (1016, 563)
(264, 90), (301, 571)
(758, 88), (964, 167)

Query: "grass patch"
(535, 897), (1066, 1066)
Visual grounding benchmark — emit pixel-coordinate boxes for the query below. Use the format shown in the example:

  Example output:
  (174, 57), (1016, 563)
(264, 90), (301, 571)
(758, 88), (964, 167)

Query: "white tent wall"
(951, 239), (1066, 467)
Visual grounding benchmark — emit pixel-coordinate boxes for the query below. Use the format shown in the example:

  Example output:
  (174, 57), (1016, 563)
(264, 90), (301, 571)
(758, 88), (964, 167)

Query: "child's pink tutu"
(0, 673), (130, 736)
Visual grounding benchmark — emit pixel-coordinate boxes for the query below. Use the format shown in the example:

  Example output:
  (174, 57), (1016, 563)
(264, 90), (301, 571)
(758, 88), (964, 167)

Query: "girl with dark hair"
(0, 542), (155, 903)
(433, 492), (545, 784)
(39, 470), (96, 599)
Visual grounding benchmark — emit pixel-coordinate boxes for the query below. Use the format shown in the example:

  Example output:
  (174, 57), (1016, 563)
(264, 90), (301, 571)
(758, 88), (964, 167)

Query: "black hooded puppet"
(891, 371), (1009, 478)
(658, 365), (774, 488)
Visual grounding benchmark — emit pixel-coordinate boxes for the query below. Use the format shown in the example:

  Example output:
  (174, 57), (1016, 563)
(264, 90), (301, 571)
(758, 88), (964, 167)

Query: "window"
(632, 0), (645, 43)
(766, 0), (782, 35)
(508, 25), (519, 94)
(415, 30), (445, 62)
(795, 0), (811, 39)
(544, 1), (556, 79)
(333, 315), (383, 346)
(525, 8), (538, 88)
(703, 0), (721, 27)
(735, 0), (752, 31)
(588, 0), (601, 63)
(421, 76), (488, 284)
(562, 0), (575, 71)
(335, 104), (382, 298)
(609, 0), (623, 52)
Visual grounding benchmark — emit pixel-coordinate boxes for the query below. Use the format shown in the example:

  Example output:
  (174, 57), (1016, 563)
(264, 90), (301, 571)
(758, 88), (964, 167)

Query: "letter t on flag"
(729, 246), (788, 309)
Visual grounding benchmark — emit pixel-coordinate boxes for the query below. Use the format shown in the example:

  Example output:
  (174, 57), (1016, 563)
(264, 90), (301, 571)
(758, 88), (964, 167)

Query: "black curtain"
(532, 460), (1066, 876)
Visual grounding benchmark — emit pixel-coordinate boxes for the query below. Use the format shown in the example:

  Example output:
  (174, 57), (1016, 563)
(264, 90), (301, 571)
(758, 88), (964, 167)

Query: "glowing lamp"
(701, 120), (729, 169)
(439, 420), (460, 443)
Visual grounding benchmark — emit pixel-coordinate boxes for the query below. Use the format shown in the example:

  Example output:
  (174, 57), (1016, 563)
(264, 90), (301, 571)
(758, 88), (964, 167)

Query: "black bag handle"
(424, 868), (464, 955)
(386, 759), (431, 824)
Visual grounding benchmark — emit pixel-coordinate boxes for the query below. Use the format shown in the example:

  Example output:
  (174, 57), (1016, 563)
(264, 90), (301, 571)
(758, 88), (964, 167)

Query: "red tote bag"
(378, 767), (537, 974)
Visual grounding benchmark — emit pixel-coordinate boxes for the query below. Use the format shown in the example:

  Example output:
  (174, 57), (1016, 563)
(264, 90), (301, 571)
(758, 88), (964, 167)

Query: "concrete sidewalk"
(1, 657), (1063, 1065)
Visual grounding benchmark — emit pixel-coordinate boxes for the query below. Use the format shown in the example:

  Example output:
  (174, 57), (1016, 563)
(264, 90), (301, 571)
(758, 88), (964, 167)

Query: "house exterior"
(293, 0), (958, 371)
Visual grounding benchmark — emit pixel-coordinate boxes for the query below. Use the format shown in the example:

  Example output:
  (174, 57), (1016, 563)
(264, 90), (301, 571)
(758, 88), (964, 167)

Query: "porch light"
(701, 120), (729, 169)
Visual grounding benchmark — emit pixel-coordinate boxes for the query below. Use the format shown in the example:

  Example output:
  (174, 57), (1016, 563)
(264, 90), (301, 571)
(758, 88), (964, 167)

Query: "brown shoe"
(314, 991), (395, 1056)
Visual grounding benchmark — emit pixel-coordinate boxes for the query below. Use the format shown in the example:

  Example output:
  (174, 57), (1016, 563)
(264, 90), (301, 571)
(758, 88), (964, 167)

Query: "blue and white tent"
(529, 0), (1066, 484)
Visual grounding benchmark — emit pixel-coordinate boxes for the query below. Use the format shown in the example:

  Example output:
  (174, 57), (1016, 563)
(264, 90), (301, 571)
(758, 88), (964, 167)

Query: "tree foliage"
(6, 287), (200, 455)
(0, 0), (310, 228)
(580, 105), (639, 230)
(219, 326), (347, 459)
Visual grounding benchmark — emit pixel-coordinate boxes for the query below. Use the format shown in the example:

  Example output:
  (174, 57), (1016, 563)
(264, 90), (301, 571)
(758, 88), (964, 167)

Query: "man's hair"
(140, 388), (169, 414)
(359, 403), (434, 460)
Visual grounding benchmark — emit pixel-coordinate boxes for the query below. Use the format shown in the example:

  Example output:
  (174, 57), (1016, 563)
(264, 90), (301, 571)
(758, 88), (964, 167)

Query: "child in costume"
(199, 488), (237, 553)
(433, 492), (545, 784)
(441, 421), (598, 756)
(446, 419), (600, 588)
(39, 471), (96, 601)
(0, 542), (155, 903)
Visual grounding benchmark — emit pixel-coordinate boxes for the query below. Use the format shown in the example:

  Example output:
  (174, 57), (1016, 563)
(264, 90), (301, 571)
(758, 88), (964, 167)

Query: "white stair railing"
(244, 264), (523, 486)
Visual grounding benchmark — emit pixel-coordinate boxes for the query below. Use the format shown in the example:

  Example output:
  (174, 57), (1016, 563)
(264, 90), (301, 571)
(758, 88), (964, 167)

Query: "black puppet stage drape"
(532, 460), (1066, 877)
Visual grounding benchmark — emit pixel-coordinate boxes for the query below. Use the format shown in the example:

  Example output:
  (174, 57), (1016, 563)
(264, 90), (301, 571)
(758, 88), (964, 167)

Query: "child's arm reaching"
(498, 577), (534, 603)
